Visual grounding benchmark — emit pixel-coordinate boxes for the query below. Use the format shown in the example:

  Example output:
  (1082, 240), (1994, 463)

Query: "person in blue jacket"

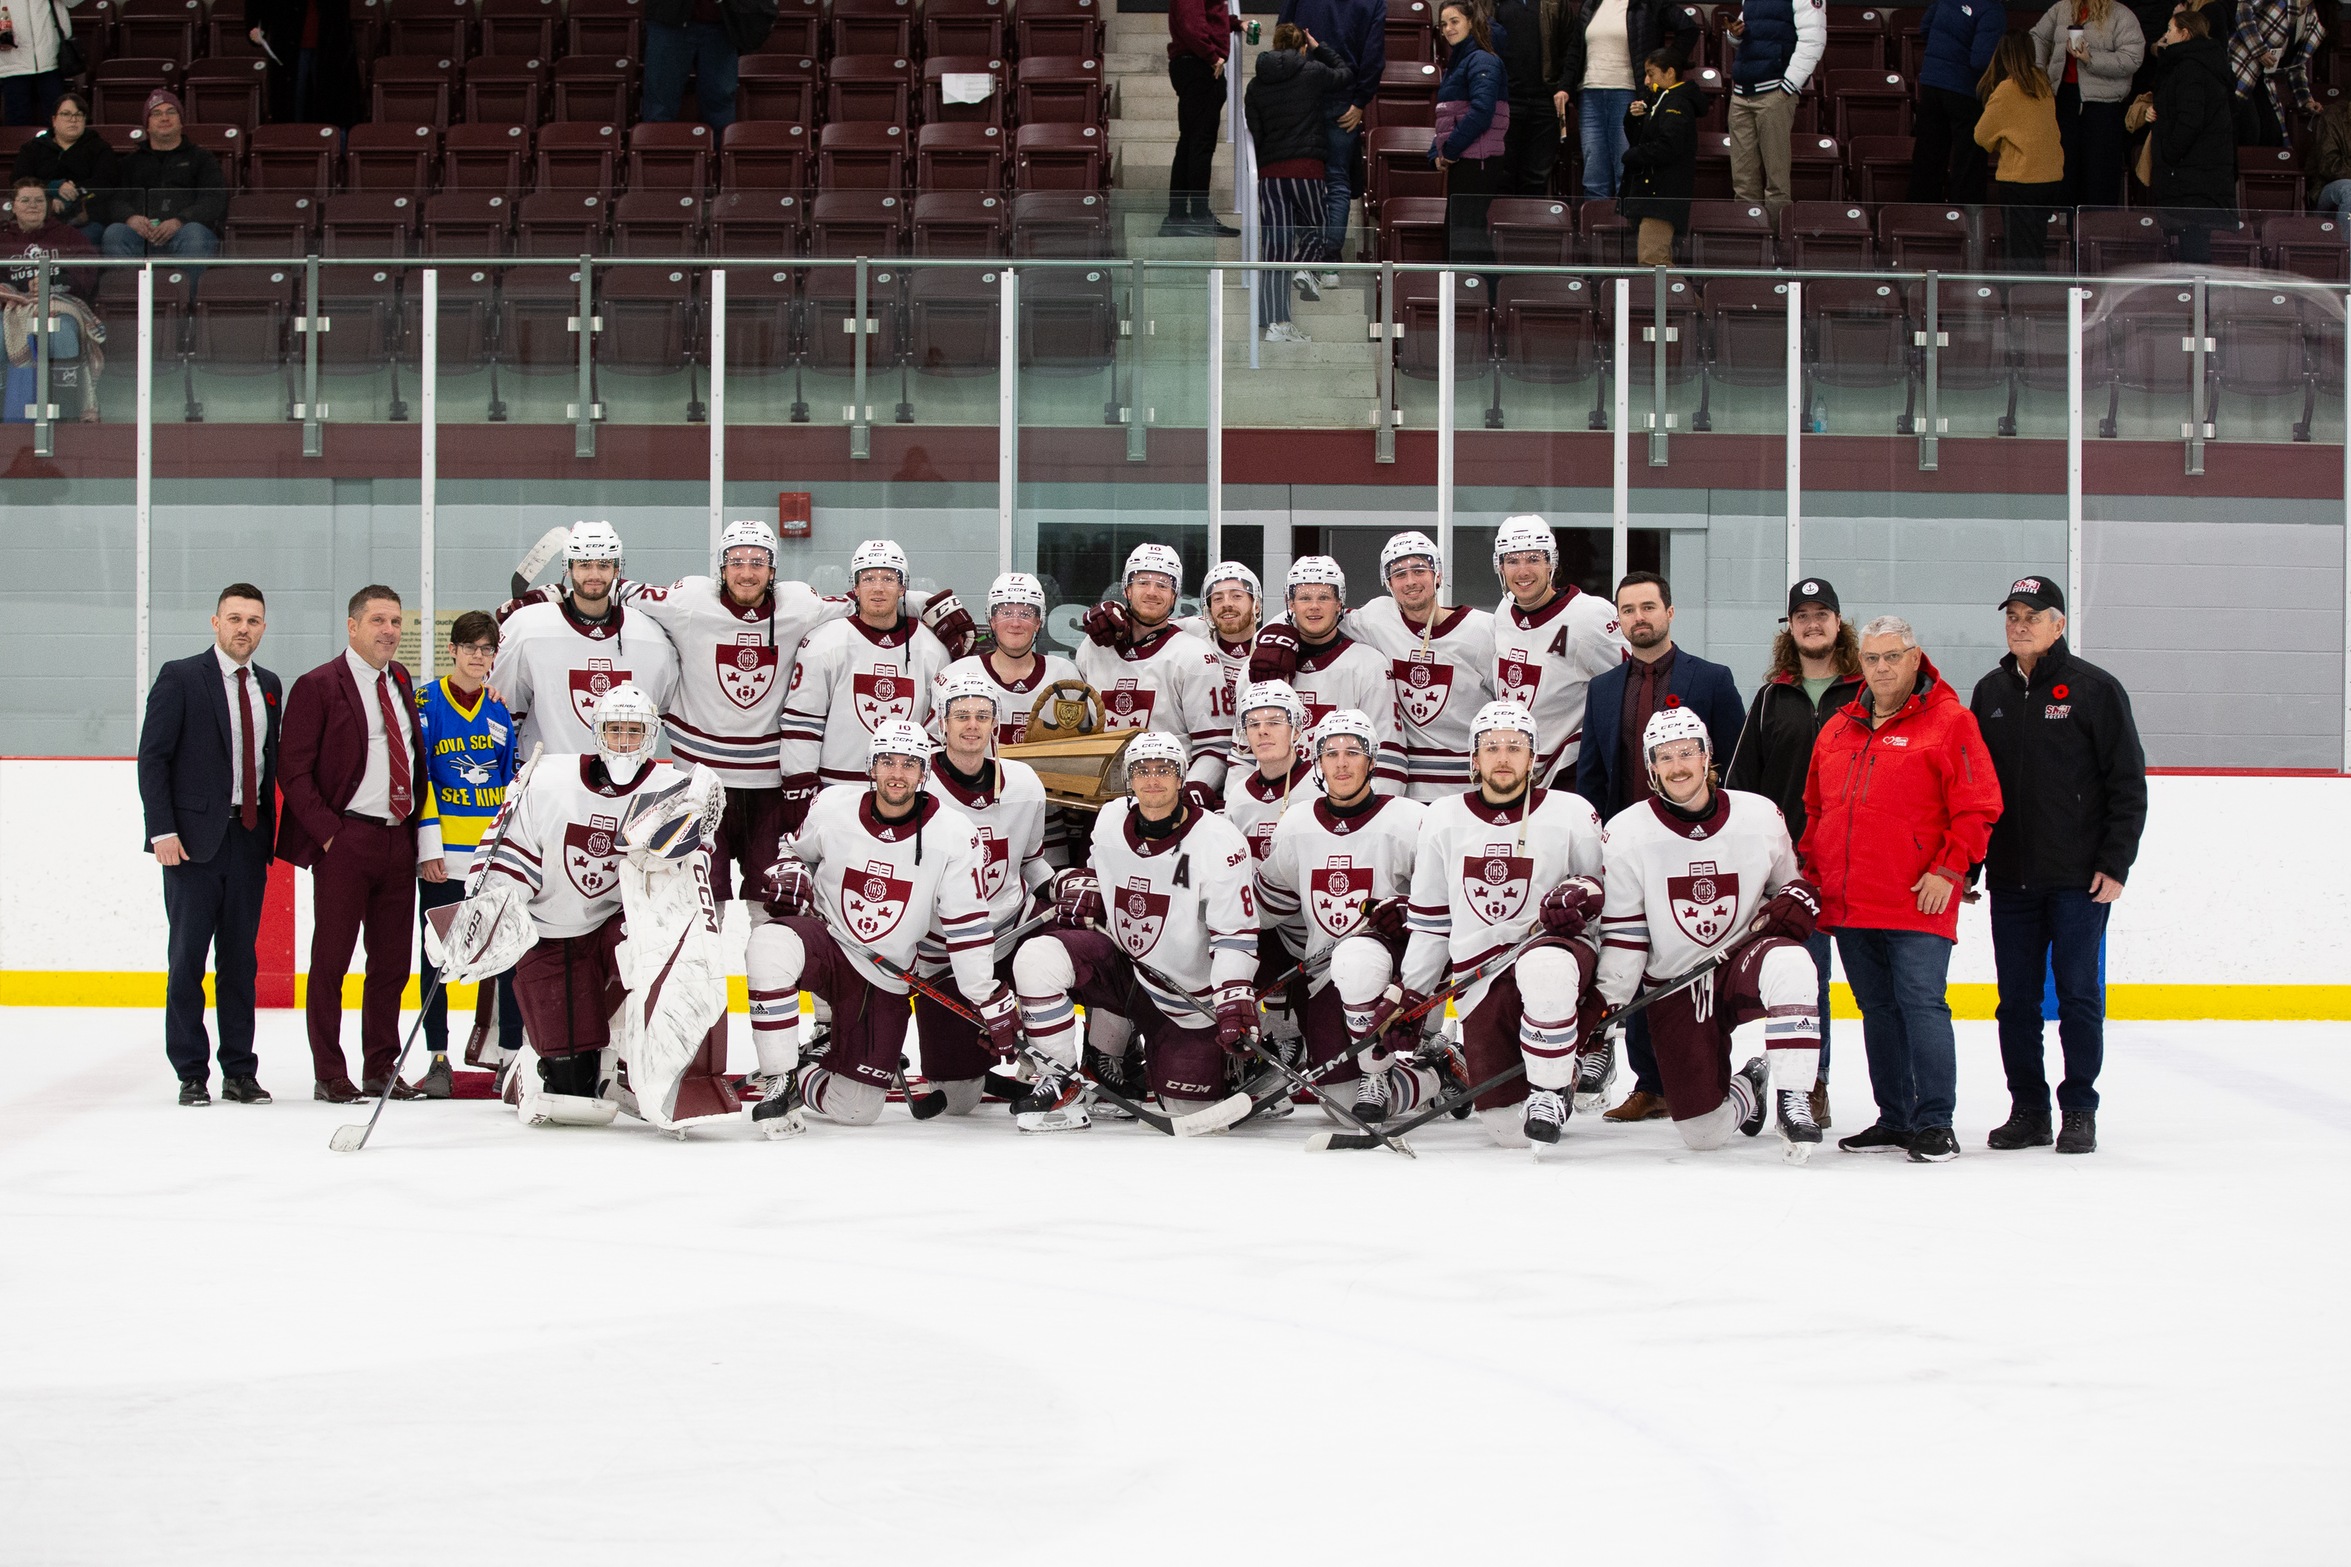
(1908, 0), (2010, 201)
(1575, 570), (1747, 1123)
(1429, 0), (1511, 266)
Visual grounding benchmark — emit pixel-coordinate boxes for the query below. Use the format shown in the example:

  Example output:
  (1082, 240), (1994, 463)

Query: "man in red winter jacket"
(1800, 614), (2002, 1164)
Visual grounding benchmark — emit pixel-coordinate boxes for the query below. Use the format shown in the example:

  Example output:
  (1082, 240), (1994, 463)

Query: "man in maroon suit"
(276, 585), (447, 1102)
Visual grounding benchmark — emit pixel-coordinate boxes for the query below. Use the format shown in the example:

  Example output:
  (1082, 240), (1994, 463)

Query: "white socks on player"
(745, 922), (807, 1076)
(1013, 936), (1083, 1068)
(1516, 946), (1583, 1092)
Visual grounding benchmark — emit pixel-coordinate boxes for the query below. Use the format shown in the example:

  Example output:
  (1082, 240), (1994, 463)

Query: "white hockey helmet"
(1469, 698), (1539, 753)
(1642, 705), (1712, 769)
(591, 681), (661, 785)
(1202, 561), (1262, 604)
(986, 571), (1047, 615)
(850, 538), (910, 584)
(1238, 679), (1307, 734)
(935, 668), (1002, 723)
(719, 518), (778, 566)
(869, 717), (933, 768)
(1285, 555), (1347, 603)
(1313, 707), (1378, 758)
(1491, 515), (1557, 574)
(1380, 530), (1442, 582)
(566, 518), (624, 563)
(1123, 542), (1185, 593)
(1123, 730), (1188, 773)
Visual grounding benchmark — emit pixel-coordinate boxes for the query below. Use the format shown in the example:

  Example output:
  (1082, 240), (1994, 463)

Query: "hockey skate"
(1081, 1046), (1138, 1121)
(1735, 1056), (1772, 1138)
(1774, 1089), (1822, 1164)
(1571, 1033), (1617, 1114)
(1015, 1059), (1093, 1134)
(750, 1067), (807, 1140)
(1353, 1069), (1389, 1125)
(1523, 1087), (1570, 1147)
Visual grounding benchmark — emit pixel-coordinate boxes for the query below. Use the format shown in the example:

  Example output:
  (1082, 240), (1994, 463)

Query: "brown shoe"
(362, 1075), (423, 1101)
(1808, 1080), (1832, 1130)
(314, 1077), (366, 1104)
(1603, 1089), (1672, 1122)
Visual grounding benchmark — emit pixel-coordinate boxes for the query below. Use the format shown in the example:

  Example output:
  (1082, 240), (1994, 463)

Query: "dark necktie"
(236, 666), (258, 832)
(377, 671), (414, 822)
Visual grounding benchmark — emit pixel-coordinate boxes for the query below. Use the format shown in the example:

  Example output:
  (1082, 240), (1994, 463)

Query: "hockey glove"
(1180, 779), (1223, 816)
(976, 982), (1025, 1062)
(1359, 983), (1430, 1044)
(1247, 621), (1304, 683)
(493, 583), (559, 625)
(1753, 879), (1822, 945)
(1539, 875), (1605, 939)
(920, 589), (980, 661)
(1362, 894), (1410, 944)
(1213, 981), (1260, 1055)
(1052, 867), (1105, 929)
(763, 858), (816, 918)
(777, 772), (820, 835)
(1079, 600), (1131, 649)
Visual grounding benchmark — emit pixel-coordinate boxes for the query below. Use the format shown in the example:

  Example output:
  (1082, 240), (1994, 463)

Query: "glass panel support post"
(2185, 275), (2210, 476)
(32, 259), (54, 455)
(135, 265), (154, 706)
(1919, 269), (1940, 471)
(1648, 264), (1670, 465)
(999, 266), (1019, 575)
(1207, 267), (1224, 562)
(421, 269), (439, 682)
(569, 258), (599, 458)
(2343, 289), (2351, 771)
(1125, 259), (1147, 462)
(851, 257), (871, 460)
(707, 266), (727, 569)
(297, 254), (324, 455)
(1785, 278), (1802, 582)
(1613, 276), (1630, 584)
(1437, 269), (1455, 595)
(2068, 284), (2086, 644)
(1374, 260), (1396, 463)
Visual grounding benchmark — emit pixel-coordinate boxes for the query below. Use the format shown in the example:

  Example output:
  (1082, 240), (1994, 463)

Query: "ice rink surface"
(2, 1008), (2344, 1567)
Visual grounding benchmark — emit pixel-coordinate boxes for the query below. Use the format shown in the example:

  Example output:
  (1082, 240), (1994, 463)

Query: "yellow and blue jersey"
(415, 677), (518, 877)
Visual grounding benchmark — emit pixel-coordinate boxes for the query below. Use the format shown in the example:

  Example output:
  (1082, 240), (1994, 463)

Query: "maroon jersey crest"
(851, 663), (916, 731)
(567, 659), (629, 729)
(1496, 655), (1543, 708)
(1101, 679), (1158, 731)
(1111, 878), (1170, 957)
(562, 815), (622, 900)
(840, 858), (914, 941)
(1461, 847), (1533, 925)
(718, 637), (778, 711)
(1310, 857), (1374, 936)
(1245, 820), (1279, 861)
(1394, 653), (1455, 727)
(1667, 862), (1740, 945)
(971, 825), (1013, 900)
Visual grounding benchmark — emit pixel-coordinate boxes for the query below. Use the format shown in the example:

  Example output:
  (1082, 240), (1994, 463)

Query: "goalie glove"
(764, 858), (816, 918)
(1051, 867), (1104, 929)
(1078, 600), (1130, 649)
(1753, 879), (1822, 945)
(1539, 875), (1605, 939)
(439, 878), (537, 986)
(618, 767), (724, 864)
(1213, 981), (1259, 1056)
(1247, 621), (1303, 683)
(976, 982), (1024, 1062)
(919, 589), (981, 661)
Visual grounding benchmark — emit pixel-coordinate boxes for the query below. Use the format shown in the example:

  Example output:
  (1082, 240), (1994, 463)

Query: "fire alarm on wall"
(779, 491), (812, 540)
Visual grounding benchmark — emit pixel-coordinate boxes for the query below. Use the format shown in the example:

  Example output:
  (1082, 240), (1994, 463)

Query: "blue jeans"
(1835, 927), (1957, 1133)
(1321, 104), (1363, 258)
(1990, 886), (2108, 1113)
(1578, 87), (1634, 199)
(643, 20), (742, 130)
(101, 220), (220, 260)
(2319, 178), (2351, 225)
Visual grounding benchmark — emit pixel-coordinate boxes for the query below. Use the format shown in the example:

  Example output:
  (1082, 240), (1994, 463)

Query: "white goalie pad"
(619, 764), (727, 865)
(610, 847), (732, 1131)
(439, 879), (537, 987)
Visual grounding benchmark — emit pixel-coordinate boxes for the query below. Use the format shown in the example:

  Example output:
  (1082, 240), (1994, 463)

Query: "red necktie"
(377, 671), (414, 822)
(236, 666), (258, 832)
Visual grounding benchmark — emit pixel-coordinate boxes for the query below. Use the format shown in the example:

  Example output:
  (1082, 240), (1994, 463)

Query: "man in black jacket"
(1968, 574), (2148, 1156)
(100, 92), (224, 260)
(1723, 576), (1861, 1128)
(1490, 0), (1560, 195)
(1617, 51), (1705, 265)
(643, 0), (778, 130)
(2146, 8), (2236, 262)
(138, 583), (282, 1106)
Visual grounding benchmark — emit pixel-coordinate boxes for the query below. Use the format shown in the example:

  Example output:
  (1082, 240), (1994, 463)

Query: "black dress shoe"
(314, 1077), (365, 1104)
(179, 1079), (211, 1106)
(220, 1076), (272, 1104)
(362, 1075), (422, 1101)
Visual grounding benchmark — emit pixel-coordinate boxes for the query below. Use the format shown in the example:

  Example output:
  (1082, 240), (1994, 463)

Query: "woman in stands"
(1550, 0), (1702, 201)
(1246, 22), (1354, 344)
(9, 93), (115, 245)
(2028, 0), (2146, 209)
(2144, 5), (2236, 262)
(1974, 36), (2066, 271)
(1430, 0), (1510, 268)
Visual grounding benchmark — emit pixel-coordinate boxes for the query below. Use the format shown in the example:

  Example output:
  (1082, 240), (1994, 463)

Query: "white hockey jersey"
(1225, 756), (1318, 863)
(777, 615), (953, 786)
(1491, 587), (1627, 788)
(1595, 789), (1800, 1006)
(931, 649), (1086, 749)
(1086, 798), (1259, 1027)
(478, 754), (694, 939)
(1402, 786), (1607, 1014)
(920, 756), (1053, 963)
(1343, 599), (1499, 800)
(1257, 793), (1427, 995)
(629, 577), (856, 784)
(1072, 624), (1229, 791)
(784, 782), (998, 1002)
(1173, 615), (1253, 729)
(1251, 632), (1407, 794)
(489, 599), (682, 757)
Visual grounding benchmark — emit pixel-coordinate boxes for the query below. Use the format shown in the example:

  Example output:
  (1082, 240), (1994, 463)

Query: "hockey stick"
(1091, 937), (1268, 1137)
(331, 744), (546, 1153)
(510, 525), (573, 601)
(1304, 929), (1764, 1153)
(1247, 1038), (1416, 1157)
(802, 918), (954, 1121)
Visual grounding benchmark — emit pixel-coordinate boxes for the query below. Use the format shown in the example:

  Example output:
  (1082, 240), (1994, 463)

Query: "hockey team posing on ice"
(196, 512), (2141, 1161)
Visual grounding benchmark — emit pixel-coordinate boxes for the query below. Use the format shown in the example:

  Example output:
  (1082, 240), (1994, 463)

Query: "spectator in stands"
(2, 175), (102, 421)
(1431, 0), (1511, 265)
(2225, 0), (2321, 146)
(1553, 0), (1701, 200)
(11, 93), (115, 244)
(1246, 23), (1352, 340)
(1909, 0), (2009, 202)
(1279, 0), (1384, 268)
(2308, 96), (2351, 220)
(1975, 34), (2065, 268)
(2030, 0), (2145, 208)
(1724, 0), (1827, 222)
(1488, 0), (1563, 195)
(643, 0), (780, 132)
(101, 92), (225, 262)
(1616, 47), (1705, 265)
(0, 0), (72, 127)
(1166, 0), (1243, 237)
(248, 0), (367, 129)
(2145, 6), (2235, 260)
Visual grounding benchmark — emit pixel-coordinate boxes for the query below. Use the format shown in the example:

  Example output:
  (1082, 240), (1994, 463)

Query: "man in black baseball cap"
(1968, 571), (2145, 1156)
(1716, 576), (1863, 1131)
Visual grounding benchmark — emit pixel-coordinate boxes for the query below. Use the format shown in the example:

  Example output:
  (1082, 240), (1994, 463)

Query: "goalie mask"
(1491, 515), (1557, 574)
(1380, 530), (1441, 582)
(850, 538), (910, 585)
(592, 682), (662, 786)
(869, 718), (933, 770)
(1642, 705), (1713, 790)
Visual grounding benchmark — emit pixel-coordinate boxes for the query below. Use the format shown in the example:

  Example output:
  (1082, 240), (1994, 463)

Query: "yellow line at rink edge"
(4, 973), (2351, 1021)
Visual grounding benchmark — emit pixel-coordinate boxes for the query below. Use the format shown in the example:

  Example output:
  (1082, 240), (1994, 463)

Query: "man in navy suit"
(1576, 571), (1746, 1120)
(138, 583), (283, 1106)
